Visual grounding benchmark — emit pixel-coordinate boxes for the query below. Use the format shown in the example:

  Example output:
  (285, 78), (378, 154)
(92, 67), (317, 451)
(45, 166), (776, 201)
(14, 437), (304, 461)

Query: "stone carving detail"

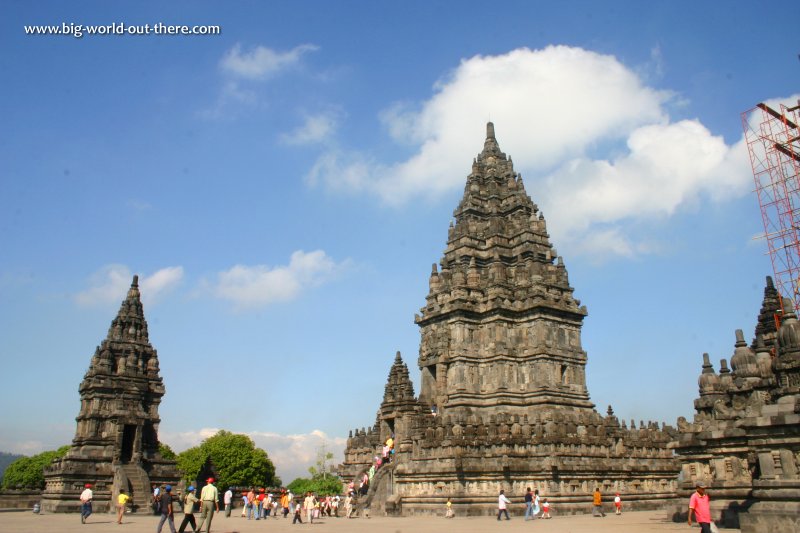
(41, 276), (179, 513)
(340, 124), (679, 516)
(673, 277), (800, 532)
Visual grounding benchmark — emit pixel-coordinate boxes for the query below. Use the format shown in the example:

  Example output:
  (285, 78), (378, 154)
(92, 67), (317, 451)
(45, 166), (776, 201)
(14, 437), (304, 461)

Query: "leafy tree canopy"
(159, 442), (177, 461)
(287, 475), (342, 496)
(1, 445), (69, 490)
(175, 431), (280, 490)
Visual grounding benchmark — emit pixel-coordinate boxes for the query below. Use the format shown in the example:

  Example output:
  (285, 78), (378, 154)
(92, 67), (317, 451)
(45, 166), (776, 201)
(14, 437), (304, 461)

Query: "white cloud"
(282, 108), (343, 145)
(306, 46), (790, 258)
(75, 265), (184, 307)
(159, 428), (346, 485)
(221, 43), (318, 80)
(213, 250), (348, 309)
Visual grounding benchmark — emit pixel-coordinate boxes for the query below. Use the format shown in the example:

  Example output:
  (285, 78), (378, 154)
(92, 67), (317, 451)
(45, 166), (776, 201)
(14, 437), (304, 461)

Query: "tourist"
(264, 492), (273, 518)
(344, 493), (353, 518)
(304, 491), (316, 524)
(240, 491), (247, 517)
(178, 486), (198, 533)
(332, 494), (340, 516)
(246, 487), (255, 519)
(195, 477), (219, 533)
(592, 488), (606, 517)
(614, 492), (622, 515)
(152, 484), (161, 515)
(256, 488), (266, 519)
(497, 489), (511, 521)
(292, 500), (303, 524)
(285, 489), (293, 517)
(445, 497), (454, 518)
(223, 487), (233, 517)
(688, 482), (712, 533)
(532, 489), (540, 519)
(541, 498), (551, 519)
(524, 487), (534, 520)
(79, 483), (92, 524)
(116, 488), (130, 524)
(156, 484), (177, 533)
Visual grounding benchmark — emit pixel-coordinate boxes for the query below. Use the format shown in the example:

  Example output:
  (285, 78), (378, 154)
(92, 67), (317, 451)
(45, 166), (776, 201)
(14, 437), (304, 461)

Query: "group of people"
(240, 487), (292, 519)
(495, 487), (619, 521)
(153, 477), (219, 533)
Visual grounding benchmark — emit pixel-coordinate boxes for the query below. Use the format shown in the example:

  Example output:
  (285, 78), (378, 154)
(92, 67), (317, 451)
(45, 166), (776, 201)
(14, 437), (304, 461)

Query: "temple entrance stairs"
(116, 463), (152, 513)
(357, 461), (398, 516)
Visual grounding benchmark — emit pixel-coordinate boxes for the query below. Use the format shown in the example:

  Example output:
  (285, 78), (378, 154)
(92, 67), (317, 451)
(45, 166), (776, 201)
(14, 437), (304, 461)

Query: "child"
(292, 501), (303, 524)
(614, 493), (622, 515)
(445, 497), (454, 518)
(541, 498), (551, 519)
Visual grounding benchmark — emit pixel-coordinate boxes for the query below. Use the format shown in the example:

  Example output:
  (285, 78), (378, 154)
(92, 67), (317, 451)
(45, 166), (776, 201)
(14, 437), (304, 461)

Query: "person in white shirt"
(224, 487), (233, 517)
(79, 483), (93, 524)
(497, 489), (511, 521)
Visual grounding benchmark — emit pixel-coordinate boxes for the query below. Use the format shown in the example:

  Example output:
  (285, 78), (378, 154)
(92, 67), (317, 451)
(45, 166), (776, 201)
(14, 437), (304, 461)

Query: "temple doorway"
(121, 425), (136, 463)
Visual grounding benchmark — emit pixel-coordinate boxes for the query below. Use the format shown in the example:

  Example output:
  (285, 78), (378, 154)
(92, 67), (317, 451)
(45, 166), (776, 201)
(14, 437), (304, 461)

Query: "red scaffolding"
(743, 100), (800, 312)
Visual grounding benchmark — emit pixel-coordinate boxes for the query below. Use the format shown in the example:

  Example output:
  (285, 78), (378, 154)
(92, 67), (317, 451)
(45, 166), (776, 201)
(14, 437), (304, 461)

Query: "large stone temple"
(673, 276), (800, 533)
(41, 276), (179, 513)
(340, 123), (680, 515)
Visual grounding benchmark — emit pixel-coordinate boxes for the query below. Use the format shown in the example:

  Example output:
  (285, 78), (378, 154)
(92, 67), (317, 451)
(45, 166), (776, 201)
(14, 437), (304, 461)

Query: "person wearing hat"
(79, 483), (93, 524)
(195, 478), (219, 533)
(178, 486), (198, 533)
(157, 485), (177, 533)
(688, 482), (712, 533)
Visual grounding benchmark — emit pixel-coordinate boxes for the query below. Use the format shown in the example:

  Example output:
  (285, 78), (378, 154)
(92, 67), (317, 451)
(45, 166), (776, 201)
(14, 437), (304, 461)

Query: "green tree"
(1, 445), (69, 490)
(287, 475), (342, 496)
(159, 442), (177, 461)
(176, 431), (280, 490)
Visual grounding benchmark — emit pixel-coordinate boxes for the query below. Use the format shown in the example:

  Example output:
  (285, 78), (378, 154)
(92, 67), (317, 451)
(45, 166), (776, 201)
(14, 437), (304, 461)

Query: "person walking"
(614, 492), (622, 515)
(156, 485), (177, 533)
(195, 477), (219, 533)
(524, 487), (534, 520)
(303, 491), (316, 524)
(592, 488), (606, 517)
(445, 497), (454, 518)
(688, 482), (712, 533)
(79, 483), (93, 524)
(223, 487), (233, 518)
(178, 486), (198, 533)
(532, 489), (540, 519)
(541, 498), (551, 519)
(116, 488), (130, 524)
(497, 489), (511, 521)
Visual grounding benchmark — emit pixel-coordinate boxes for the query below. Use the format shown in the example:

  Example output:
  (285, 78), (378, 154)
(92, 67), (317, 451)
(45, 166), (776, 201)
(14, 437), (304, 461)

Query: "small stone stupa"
(41, 276), (178, 513)
(340, 124), (680, 516)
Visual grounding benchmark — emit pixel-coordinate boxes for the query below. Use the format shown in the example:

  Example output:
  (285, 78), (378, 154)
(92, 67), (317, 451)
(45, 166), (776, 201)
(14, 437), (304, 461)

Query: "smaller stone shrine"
(41, 276), (179, 513)
(672, 276), (800, 532)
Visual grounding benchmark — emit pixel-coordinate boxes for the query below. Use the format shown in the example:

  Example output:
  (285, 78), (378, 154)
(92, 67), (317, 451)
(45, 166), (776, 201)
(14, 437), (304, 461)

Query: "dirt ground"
(0, 509), (737, 533)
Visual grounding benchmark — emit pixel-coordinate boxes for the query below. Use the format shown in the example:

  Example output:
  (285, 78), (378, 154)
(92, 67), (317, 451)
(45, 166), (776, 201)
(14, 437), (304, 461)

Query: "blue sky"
(1, 0), (798, 483)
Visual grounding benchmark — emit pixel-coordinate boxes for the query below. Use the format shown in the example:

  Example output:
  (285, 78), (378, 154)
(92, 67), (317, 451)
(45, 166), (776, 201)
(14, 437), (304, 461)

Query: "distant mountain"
(0, 451), (25, 483)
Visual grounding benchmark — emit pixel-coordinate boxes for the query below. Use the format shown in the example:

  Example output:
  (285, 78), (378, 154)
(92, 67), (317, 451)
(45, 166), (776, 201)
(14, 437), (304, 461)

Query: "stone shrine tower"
(340, 124), (680, 516)
(417, 121), (592, 415)
(41, 276), (179, 513)
(673, 277), (800, 532)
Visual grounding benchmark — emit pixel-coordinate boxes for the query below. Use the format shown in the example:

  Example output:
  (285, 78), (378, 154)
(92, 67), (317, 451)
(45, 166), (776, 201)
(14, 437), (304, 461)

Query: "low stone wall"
(0, 490), (41, 511)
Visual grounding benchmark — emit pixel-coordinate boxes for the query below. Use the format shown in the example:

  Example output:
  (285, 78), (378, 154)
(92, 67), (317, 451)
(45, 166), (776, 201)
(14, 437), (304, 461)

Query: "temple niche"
(339, 124), (680, 516)
(672, 276), (800, 532)
(41, 276), (179, 513)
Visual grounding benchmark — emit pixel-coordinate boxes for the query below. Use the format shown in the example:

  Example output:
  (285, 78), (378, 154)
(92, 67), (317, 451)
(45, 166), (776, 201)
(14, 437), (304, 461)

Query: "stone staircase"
(118, 464), (152, 513)
(358, 462), (397, 516)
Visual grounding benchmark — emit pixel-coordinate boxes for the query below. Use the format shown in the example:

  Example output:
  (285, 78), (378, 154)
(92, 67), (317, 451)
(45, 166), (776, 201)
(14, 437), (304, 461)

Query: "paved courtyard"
(0, 510), (738, 533)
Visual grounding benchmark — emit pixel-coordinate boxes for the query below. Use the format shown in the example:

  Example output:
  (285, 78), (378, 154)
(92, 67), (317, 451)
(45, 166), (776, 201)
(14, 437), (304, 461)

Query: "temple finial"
(132, 275), (139, 287)
(486, 122), (495, 140)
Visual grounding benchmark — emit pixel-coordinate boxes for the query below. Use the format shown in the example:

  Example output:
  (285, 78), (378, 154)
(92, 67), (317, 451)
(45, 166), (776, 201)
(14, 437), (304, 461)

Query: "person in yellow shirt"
(116, 489), (130, 524)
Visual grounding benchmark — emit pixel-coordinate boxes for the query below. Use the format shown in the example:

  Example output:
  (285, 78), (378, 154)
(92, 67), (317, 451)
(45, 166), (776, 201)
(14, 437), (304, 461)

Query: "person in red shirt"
(688, 482), (712, 533)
